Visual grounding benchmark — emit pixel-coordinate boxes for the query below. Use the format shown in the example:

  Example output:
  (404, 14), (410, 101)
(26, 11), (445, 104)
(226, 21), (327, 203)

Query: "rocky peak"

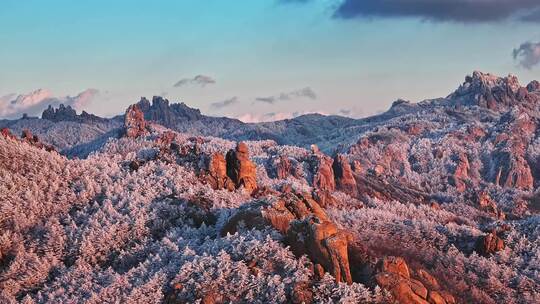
(124, 104), (148, 138)
(333, 154), (358, 196)
(527, 80), (540, 92)
(135, 96), (203, 127)
(225, 142), (258, 193)
(448, 71), (537, 110)
(41, 104), (106, 123)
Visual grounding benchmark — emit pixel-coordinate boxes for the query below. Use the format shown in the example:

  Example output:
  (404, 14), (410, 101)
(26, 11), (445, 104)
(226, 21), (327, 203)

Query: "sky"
(1, 0), (540, 121)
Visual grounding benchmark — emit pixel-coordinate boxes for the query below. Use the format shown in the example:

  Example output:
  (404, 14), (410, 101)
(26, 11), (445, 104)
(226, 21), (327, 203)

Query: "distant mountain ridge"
(2, 71), (540, 158)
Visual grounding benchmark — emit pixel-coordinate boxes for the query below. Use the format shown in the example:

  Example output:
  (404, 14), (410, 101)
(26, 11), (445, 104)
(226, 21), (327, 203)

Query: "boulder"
(475, 232), (505, 256)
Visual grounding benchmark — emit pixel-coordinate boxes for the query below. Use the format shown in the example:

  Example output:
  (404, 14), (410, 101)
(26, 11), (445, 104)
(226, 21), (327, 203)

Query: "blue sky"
(1, 0), (540, 120)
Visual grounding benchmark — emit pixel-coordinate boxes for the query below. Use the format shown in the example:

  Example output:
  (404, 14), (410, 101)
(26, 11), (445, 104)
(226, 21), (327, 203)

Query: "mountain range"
(1, 71), (540, 303)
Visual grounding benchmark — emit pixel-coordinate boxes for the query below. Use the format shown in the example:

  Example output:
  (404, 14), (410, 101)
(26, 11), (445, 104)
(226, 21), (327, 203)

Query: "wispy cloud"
(210, 96), (239, 109)
(236, 110), (326, 123)
(0, 89), (100, 119)
(333, 0), (540, 23)
(174, 75), (216, 87)
(513, 41), (540, 69)
(255, 87), (317, 104)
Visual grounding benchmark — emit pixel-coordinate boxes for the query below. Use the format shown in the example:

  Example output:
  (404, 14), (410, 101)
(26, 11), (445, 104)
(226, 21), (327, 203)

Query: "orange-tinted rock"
(375, 272), (429, 304)
(226, 142), (258, 193)
(312, 189), (339, 208)
(221, 191), (352, 284)
(467, 125), (486, 140)
(290, 281), (313, 304)
(312, 150), (335, 192)
(274, 154), (292, 179)
(378, 256), (410, 278)
(440, 291), (456, 304)
(0, 128), (16, 140)
(19, 129), (56, 152)
(333, 154), (358, 196)
(476, 191), (505, 219)
(416, 269), (440, 290)
(201, 290), (223, 304)
(449, 152), (469, 192)
(21, 129), (36, 142)
(409, 279), (428, 299)
(499, 155), (533, 190)
(287, 216), (352, 284)
(206, 152), (235, 191)
(427, 291), (446, 304)
(475, 232), (505, 256)
(156, 131), (175, 146)
(124, 104), (147, 138)
(351, 160), (363, 174)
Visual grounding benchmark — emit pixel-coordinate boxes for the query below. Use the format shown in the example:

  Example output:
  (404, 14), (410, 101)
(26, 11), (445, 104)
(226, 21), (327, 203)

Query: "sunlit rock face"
(226, 142), (258, 193)
(124, 104), (147, 138)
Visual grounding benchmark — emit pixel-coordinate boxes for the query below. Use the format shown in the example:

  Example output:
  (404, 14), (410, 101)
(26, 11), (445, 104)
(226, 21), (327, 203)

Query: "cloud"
(210, 96), (239, 109)
(513, 41), (540, 69)
(236, 110), (326, 123)
(0, 88), (100, 119)
(255, 87), (317, 104)
(174, 75), (216, 87)
(333, 0), (540, 23)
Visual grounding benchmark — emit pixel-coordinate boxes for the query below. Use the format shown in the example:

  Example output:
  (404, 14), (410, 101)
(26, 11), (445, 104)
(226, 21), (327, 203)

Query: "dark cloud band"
(330, 0), (540, 23)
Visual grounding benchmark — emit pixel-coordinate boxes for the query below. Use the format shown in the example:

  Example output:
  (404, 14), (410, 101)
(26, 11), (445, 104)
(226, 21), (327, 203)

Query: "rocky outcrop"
(492, 151), (533, 190)
(0, 128), (16, 140)
(449, 71), (539, 110)
(286, 215), (352, 284)
(206, 152), (235, 191)
(333, 154), (358, 196)
(42, 104), (107, 123)
(355, 173), (430, 204)
(155, 131), (176, 147)
(527, 80), (540, 92)
(124, 104), (148, 138)
(17, 129), (56, 152)
(221, 191), (352, 284)
(311, 189), (340, 208)
(226, 142), (258, 193)
(373, 257), (455, 304)
(475, 231), (505, 256)
(136, 96), (203, 127)
(271, 154), (293, 179)
(311, 146), (335, 191)
(449, 152), (469, 192)
(476, 191), (505, 219)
